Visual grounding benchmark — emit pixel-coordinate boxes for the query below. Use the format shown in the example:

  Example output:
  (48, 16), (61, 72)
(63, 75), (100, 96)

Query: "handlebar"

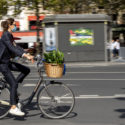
(33, 56), (45, 75)
(33, 57), (44, 67)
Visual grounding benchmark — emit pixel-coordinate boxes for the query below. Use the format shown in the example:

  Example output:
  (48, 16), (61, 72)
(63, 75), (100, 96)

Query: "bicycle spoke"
(38, 82), (75, 119)
(0, 87), (10, 119)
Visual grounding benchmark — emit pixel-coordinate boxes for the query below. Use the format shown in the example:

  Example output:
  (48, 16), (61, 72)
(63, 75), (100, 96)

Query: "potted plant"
(43, 49), (65, 78)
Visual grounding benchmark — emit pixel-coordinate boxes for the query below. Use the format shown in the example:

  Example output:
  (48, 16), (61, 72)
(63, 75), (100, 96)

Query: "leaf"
(43, 50), (64, 64)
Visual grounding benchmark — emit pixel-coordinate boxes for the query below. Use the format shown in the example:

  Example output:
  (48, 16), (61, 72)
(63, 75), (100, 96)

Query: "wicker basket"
(44, 63), (64, 78)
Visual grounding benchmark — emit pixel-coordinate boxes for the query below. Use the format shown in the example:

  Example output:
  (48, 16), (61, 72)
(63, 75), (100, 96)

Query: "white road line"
(68, 66), (94, 68)
(77, 94), (125, 99)
(79, 95), (99, 97)
(23, 83), (79, 87)
(2, 72), (125, 78)
(10, 73), (46, 76)
(23, 84), (43, 87)
(66, 72), (125, 74)
(29, 94), (125, 100)
(24, 78), (125, 81)
(12, 71), (125, 74)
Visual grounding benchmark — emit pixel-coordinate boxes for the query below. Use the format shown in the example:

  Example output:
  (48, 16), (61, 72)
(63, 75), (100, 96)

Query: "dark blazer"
(0, 31), (25, 63)
(0, 39), (5, 60)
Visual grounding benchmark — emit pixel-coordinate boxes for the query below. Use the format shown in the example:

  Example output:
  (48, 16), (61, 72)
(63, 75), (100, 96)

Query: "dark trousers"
(0, 61), (30, 105)
(113, 49), (119, 57)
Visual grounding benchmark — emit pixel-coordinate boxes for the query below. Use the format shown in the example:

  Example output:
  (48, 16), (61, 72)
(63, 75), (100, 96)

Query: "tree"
(7, 0), (45, 55)
(0, 0), (8, 19)
(93, 0), (122, 12)
(27, 0), (42, 55)
(92, 0), (125, 20)
(44, 0), (125, 16)
(44, 0), (92, 14)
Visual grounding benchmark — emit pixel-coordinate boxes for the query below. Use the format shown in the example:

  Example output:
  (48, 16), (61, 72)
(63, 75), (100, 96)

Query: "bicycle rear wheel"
(37, 81), (75, 119)
(0, 86), (10, 119)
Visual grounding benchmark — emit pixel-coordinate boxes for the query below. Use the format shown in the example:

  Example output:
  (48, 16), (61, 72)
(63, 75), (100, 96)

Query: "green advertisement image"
(69, 28), (94, 46)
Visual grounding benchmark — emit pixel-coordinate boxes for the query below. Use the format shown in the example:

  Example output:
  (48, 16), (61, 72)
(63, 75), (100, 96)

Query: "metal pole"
(54, 22), (58, 50)
(35, 0), (40, 55)
(104, 21), (108, 62)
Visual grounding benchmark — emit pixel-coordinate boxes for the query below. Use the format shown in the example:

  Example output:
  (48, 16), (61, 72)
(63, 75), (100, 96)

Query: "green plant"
(43, 50), (64, 64)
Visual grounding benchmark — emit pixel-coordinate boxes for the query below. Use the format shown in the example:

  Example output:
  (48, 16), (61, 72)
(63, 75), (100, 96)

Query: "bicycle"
(0, 58), (75, 119)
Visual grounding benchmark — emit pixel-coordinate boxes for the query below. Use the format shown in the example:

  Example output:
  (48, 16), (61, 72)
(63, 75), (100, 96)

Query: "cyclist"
(0, 18), (34, 116)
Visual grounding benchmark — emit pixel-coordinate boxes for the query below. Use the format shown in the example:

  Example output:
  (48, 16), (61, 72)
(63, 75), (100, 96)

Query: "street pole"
(35, 0), (40, 56)
(104, 21), (108, 62)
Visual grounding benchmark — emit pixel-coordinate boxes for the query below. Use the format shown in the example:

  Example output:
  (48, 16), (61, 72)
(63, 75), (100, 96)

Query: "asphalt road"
(1, 62), (125, 125)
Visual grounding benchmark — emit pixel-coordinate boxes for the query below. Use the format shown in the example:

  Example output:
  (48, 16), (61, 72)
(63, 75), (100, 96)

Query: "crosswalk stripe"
(23, 83), (79, 87)
(23, 78), (125, 81)
(21, 94), (125, 100)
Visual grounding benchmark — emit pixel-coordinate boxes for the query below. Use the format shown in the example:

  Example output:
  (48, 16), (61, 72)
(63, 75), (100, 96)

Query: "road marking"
(28, 94), (125, 100)
(2, 71), (125, 78)
(23, 84), (43, 87)
(15, 71), (125, 73)
(68, 66), (94, 68)
(66, 72), (125, 74)
(11, 73), (46, 76)
(76, 94), (125, 99)
(67, 64), (109, 67)
(24, 78), (125, 81)
(23, 83), (79, 87)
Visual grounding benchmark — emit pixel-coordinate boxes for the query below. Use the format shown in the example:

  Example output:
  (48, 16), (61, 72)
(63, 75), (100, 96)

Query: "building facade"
(0, 6), (52, 50)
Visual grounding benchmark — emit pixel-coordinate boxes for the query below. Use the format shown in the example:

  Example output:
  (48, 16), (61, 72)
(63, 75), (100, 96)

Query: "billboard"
(45, 27), (56, 51)
(69, 28), (94, 46)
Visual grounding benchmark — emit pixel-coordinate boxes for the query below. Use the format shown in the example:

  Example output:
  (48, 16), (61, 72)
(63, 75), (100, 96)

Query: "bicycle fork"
(44, 81), (54, 99)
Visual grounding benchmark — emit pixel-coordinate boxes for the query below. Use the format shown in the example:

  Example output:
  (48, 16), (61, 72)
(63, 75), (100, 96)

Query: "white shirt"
(110, 42), (115, 50)
(114, 41), (120, 50)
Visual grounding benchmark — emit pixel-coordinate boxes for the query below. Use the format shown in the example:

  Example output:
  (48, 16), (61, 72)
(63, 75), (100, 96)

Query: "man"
(114, 38), (120, 58)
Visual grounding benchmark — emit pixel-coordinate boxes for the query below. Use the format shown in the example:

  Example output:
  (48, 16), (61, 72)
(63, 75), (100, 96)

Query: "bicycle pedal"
(0, 82), (6, 90)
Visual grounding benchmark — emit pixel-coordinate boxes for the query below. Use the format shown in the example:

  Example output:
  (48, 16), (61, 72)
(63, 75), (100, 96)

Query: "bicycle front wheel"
(37, 81), (75, 119)
(0, 87), (10, 119)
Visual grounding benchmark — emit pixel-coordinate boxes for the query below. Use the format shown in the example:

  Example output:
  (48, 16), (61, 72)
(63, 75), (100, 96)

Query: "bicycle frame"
(20, 65), (45, 106)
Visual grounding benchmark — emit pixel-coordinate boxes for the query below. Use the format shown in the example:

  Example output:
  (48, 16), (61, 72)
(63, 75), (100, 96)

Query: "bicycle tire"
(37, 81), (75, 119)
(0, 86), (10, 119)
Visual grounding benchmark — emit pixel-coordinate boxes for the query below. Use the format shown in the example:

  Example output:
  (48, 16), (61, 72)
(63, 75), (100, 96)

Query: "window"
(29, 20), (42, 30)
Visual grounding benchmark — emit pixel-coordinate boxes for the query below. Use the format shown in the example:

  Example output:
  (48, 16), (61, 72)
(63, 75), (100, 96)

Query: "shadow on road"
(2, 102), (77, 121)
(115, 97), (125, 118)
(2, 102), (41, 121)
(40, 112), (77, 119)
